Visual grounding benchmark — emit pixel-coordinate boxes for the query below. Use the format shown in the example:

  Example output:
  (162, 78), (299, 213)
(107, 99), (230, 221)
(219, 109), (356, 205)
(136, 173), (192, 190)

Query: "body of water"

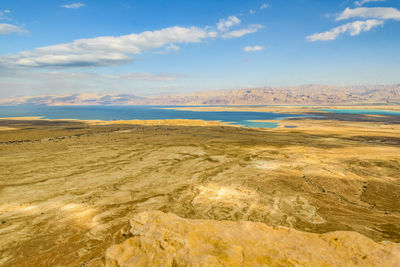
(319, 109), (400, 116)
(0, 105), (311, 128)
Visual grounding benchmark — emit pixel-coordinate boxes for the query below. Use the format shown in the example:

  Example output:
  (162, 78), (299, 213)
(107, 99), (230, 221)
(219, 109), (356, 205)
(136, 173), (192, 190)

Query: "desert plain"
(0, 106), (400, 266)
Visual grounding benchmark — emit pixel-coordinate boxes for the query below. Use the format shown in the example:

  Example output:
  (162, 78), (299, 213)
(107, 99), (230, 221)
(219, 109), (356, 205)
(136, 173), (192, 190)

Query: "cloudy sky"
(0, 0), (399, 98)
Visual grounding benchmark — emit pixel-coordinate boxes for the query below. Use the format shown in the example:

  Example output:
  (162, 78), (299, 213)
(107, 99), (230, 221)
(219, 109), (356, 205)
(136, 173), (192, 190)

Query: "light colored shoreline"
(87, 119), (235, 127)
(0, 117), (236, 128)
(161, 105), (400, 113)
(0, 116), (43, 120)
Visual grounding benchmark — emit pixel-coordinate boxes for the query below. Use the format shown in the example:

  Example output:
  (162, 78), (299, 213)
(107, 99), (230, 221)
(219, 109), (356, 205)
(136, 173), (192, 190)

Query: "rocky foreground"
(106, 211), (400, 267)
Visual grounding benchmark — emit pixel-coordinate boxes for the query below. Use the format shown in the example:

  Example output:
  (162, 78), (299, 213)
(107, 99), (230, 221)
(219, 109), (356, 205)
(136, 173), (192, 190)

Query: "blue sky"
(0, 0), (399, 97)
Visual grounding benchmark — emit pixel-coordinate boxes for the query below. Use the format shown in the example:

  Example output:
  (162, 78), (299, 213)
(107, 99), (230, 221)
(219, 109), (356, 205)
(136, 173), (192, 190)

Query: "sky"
(0, 0), (399, 98)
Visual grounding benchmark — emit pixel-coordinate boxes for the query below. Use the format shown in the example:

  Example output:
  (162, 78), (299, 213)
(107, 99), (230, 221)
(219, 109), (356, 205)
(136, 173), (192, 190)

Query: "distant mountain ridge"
(1, 85), (400, 106)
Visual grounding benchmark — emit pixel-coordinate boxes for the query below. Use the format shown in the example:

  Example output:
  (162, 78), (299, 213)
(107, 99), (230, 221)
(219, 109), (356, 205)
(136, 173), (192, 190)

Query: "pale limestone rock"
(105, 211), (400, 267)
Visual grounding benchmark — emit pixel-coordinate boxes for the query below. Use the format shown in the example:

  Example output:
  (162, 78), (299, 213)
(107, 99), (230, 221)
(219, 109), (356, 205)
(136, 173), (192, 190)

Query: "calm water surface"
(0, 105), (312, 128)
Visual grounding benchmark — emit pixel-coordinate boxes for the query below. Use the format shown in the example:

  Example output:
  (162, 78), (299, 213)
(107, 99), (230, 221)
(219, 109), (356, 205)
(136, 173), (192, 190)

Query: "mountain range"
(1, 85), (399, 106)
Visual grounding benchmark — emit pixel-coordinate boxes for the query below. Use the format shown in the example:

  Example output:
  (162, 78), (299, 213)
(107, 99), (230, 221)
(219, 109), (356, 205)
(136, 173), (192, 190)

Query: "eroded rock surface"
(105, 211), (400, 267)
(1, 120), (399, 266)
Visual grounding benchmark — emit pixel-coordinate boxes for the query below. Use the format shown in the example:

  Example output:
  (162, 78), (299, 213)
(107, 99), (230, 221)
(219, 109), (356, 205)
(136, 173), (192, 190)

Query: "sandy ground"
(0, 111), (399, 266)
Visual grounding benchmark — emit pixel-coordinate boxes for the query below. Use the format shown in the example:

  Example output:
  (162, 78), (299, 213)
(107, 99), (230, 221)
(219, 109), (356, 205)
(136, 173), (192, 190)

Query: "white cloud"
(307, 19), (384, 41)
(260, 3), (269, 10)
(154, 43), (180, 54)
(0, 23), (26, 34)
(0, 26), (218, 68)
(61, 3), (86, 9)
(166, 44), (180, 51)
(354, 0), (386, 6)
(307, 6), (399, 41)
(0, 9), (10, 21)
(0, 10), (27, 35)
(249, 9), (256, 15)
(337, 7), (400, 21)
(244, 46), (264, 52)
(217, 16), (262, 39)
(0, 15), (262, 69)
(217, 16), (241, 31)
(222, 24), (263, 39)
(0, 15), (263, 69)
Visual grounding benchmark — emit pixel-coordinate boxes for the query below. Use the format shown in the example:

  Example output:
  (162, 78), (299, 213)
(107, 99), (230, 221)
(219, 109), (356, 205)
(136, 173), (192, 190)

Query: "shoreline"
(0, 117), (236, 128)
(160, 105), (400, 113)
(1, 104), (400, 131)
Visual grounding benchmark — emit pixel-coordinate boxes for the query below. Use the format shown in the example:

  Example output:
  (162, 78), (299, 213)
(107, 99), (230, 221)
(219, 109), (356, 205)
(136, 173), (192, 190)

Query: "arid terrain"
(0, 108), (400, 266)
(1, 84), (399, 106)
